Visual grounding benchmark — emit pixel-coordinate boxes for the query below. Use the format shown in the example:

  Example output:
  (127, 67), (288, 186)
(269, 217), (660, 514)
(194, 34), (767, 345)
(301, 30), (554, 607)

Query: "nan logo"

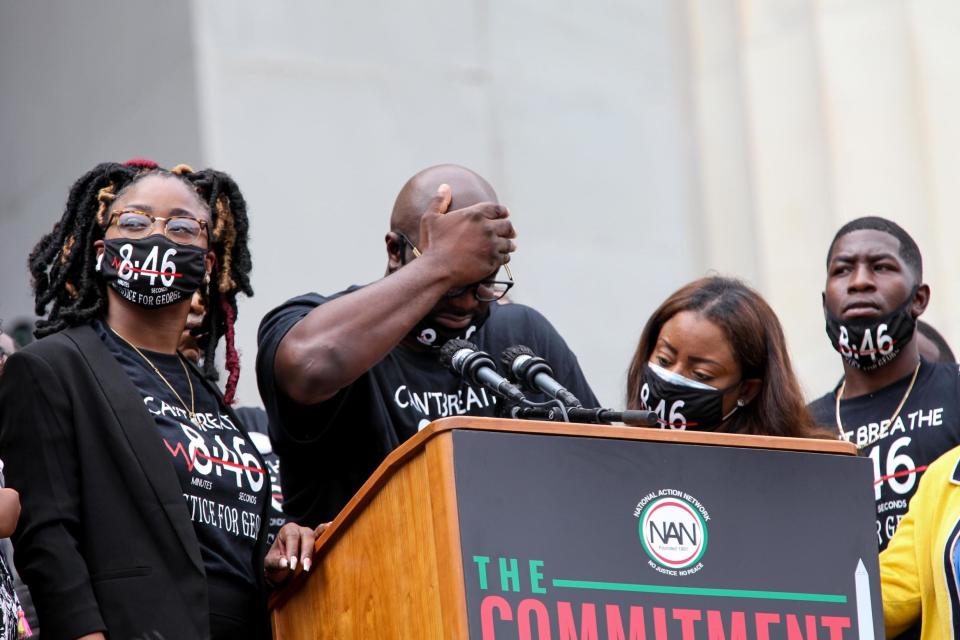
(633, 489), (710, 576)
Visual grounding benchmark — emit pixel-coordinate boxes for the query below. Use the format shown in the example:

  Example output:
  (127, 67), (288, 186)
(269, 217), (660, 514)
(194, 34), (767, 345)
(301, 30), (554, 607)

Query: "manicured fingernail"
(280, 557), (288, 568)
(290, 555), (297, 570)
(303, 557), (312, 572)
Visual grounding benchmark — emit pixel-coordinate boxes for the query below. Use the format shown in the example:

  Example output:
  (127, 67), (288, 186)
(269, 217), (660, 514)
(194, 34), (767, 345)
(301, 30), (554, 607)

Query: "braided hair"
(28, 160), (253, 403)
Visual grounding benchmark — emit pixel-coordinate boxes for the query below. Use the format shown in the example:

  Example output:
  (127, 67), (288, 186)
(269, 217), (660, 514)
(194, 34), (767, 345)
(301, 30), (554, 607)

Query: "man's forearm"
(275, 256), (452, 404)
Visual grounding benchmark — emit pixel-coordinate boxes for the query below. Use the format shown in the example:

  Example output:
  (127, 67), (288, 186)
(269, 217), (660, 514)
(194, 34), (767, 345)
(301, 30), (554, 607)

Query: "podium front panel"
(453, 429), (881, 639)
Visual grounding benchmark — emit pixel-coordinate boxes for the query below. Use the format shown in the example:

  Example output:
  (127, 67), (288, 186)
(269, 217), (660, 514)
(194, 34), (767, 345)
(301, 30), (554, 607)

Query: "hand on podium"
(265, 522), (330, 587)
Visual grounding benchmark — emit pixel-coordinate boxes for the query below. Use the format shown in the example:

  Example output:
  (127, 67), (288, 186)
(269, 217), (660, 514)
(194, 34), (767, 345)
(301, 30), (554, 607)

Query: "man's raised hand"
(418, 184), (517, 286)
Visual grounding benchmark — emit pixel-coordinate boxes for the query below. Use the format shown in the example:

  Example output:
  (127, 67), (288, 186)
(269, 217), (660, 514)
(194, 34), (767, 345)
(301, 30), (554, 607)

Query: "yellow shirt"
(881, 443), (960, 638)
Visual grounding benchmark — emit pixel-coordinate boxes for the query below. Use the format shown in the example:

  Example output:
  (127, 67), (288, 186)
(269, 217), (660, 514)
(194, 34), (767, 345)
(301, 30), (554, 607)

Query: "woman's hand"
(0, 488), (20, 538)
(264, 522), (329, 586)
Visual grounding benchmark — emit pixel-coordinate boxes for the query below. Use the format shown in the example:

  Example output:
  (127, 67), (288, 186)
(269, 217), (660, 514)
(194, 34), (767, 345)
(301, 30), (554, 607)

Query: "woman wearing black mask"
(626, 277), (823, 437)
(0, 160), (318, 639)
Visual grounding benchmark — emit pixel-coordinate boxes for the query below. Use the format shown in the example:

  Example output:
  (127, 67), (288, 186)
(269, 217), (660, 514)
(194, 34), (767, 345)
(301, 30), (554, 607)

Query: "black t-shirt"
(234, 406), (286, 546)
(98, 323), (268, 588)
(809, 359), (960, 550)
(256, 289), (599, 527)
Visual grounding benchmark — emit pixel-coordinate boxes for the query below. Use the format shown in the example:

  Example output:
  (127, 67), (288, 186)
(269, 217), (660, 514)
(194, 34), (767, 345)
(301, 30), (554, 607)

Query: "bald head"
(390, 165), (498, 240)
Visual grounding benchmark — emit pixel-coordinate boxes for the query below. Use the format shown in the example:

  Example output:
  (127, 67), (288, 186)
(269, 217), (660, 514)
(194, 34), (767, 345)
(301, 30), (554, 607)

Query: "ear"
(190, 291), (207, 315)
(738, 378), (763, 406)
(205, 251), (217, 280)
(911, 283), (931, 318)
(385, 232), (404, 272)
(93, 239), (107, 272)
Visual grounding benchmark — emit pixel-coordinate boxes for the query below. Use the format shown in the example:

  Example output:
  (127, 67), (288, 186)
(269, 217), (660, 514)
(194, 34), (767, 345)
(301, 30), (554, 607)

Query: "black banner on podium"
(454, 430), (882, 639)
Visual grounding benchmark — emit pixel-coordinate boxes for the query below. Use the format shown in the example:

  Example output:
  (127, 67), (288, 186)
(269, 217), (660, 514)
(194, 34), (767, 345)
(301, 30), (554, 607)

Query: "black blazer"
(0, 325), (270, 639)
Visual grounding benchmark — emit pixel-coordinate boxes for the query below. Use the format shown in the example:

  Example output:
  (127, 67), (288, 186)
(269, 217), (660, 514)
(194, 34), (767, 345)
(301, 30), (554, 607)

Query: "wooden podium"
(270, 417), (883, 639)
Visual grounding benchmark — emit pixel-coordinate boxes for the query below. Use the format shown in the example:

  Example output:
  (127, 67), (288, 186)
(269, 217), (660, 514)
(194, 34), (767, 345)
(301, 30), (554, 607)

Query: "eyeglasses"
(395, 232), (515, 302)
(107, 210), (209, 246)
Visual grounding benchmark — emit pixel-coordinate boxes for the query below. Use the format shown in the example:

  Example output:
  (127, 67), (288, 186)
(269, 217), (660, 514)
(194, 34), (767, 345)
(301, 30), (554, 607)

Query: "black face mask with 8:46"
(638, 362), (741, 431)
(96, 236), (206, 309)
(823, 289), (918, 372)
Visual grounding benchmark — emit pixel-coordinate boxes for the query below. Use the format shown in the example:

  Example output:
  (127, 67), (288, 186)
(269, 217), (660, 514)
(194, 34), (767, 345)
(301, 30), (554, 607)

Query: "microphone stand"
(507, 399), (658, 427)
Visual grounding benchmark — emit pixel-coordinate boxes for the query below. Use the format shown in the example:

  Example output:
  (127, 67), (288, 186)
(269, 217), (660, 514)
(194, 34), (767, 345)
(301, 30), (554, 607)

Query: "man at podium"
(256, 165), (598, 527)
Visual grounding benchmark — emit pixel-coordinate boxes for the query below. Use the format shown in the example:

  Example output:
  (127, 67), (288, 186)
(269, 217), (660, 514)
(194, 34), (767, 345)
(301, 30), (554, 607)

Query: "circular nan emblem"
(638, 495), (708, 571)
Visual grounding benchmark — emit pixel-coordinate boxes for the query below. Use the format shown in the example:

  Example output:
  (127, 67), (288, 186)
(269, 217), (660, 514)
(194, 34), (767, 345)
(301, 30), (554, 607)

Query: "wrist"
(263, 571), (281, 591)
(406, 251), (459, 291)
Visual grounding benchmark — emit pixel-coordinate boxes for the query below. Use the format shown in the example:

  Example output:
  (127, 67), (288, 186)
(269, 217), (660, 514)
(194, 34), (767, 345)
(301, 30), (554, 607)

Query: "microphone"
(566, 407), (659, 427)
(501, 345), (583, 407)
(440, 339), (527, 403)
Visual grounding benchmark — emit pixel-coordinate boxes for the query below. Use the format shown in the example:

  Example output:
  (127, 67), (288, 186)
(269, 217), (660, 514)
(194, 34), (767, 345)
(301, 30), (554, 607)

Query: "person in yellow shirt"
(881, 443), (960, 638)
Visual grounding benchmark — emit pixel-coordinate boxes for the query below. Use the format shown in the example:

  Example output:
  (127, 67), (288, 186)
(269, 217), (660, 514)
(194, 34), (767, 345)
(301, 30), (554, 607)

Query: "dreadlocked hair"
(173, 164), (253, 404)
(30, 163), (140, 337)
(29, 161), (253, 403)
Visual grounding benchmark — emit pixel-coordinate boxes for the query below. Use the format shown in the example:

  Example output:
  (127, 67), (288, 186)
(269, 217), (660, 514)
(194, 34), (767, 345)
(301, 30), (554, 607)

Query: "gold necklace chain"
(109, 325), (196, 420)
(834, 361), (921, 450)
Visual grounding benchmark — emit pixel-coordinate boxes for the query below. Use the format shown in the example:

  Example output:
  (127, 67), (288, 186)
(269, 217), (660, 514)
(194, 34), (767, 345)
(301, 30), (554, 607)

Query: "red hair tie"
(123, 158), (160, 170)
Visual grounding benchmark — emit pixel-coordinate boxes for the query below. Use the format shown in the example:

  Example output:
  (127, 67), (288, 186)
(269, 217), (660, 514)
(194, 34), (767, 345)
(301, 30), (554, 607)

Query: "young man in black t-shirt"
(808, 217), (960, 552)
(256, 165), (598, 527)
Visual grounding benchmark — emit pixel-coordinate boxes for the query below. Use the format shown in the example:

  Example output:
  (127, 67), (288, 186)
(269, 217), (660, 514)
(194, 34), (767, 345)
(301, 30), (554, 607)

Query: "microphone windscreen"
(619, 410), (660, 427)
(500, 344), (536, 375)
(439, 338), (479, 370)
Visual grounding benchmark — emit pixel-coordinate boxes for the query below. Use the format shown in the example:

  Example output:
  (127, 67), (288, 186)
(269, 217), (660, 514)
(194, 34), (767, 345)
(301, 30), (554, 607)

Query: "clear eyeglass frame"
(107, 209), (209, 246)
(395, 231), (515, 302)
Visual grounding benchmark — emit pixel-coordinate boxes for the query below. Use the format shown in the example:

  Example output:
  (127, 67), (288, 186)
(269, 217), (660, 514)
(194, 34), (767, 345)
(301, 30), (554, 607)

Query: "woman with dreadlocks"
(0, 160), (319, 639)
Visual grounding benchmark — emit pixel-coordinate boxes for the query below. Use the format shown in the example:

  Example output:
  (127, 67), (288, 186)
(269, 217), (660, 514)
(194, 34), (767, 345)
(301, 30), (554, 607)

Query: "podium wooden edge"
(268, 417), (854, 611)
(424, 431), (468, 636)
